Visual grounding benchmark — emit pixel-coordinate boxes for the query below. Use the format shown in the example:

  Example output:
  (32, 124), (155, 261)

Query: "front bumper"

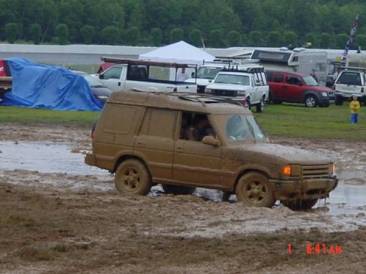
(269, 176), (338, 200)
(85, 153), (97, 166)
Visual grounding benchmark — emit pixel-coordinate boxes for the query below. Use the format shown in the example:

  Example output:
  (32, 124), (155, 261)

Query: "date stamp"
(288, 242), (343, 255)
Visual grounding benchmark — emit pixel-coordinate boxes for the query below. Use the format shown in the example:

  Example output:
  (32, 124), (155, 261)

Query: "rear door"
(268, 72), (285, 100)
(135, 108), (177, 180)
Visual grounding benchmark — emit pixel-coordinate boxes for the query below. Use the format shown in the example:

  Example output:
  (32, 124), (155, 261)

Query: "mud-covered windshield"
(216, 114), (266, 143)
(303, 76), (318, 86)
(196, 67), (222, 79)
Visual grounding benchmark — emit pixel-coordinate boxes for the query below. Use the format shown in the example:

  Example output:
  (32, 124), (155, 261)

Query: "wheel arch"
(233, 168), (271, 191)
(113, 153), (151, 175)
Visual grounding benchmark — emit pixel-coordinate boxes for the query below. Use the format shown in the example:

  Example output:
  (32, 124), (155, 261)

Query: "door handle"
(176, 146), (183, 151)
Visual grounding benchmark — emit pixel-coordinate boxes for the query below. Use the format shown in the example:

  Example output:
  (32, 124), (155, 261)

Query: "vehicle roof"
(108, 91), (250, 115)
(266, 70), (306, 78)
(217, 71), (252, 76)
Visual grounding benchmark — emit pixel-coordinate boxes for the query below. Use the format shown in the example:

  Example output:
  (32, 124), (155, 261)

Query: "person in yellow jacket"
(350, 96), (360, 124)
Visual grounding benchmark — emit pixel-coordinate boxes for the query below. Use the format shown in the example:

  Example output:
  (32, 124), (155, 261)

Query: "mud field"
(0, 124), (366, 273)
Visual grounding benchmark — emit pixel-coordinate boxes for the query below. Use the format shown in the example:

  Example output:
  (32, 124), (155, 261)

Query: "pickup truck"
(93, 58), (197, 93)
(205, 68), (269, 112)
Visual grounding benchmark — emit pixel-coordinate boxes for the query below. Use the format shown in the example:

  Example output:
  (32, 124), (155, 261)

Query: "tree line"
(1, 0), (366, 49)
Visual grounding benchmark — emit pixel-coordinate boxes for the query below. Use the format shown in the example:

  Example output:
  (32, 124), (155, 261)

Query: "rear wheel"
(162, 184), (195, 195)
(282, 199), (318, 211)
(235, 172), (275, 208)
(115, 159), (151, 195)
(304, 95), (318, 107)
(335, 95), (343, 105)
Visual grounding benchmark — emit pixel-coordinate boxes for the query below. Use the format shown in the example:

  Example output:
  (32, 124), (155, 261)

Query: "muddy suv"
(85, 91), (338, 210)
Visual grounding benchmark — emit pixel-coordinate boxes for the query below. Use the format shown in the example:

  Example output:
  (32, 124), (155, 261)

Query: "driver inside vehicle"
(181, 113), (216, 142)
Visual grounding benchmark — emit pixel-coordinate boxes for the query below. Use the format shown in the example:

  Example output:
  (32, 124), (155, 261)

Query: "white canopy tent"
(139, 41), (215, 65)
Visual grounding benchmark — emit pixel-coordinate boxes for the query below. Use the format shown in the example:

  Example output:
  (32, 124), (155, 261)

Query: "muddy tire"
(162, 184), (195, 195)
(235, 172), (275, 208)
(282, 199), (318, 211)
(115, 159), (151, 195)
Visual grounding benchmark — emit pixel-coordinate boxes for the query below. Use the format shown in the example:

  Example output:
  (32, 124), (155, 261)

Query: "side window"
(180, 112), (215, 142)
(286, 76), (302, 85)
(103, 104), (141, 134)
(140, 108), (177, 138)
(127, 65), (148, 81)
(272, 73), (284, 83)
(102, 66), (122, 80)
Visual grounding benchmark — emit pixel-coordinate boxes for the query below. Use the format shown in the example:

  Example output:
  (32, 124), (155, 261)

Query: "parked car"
(266, 71), (332, 107)
(73, 71), (112, 102)
(205, 68), (268, 112)
(85, 91), (338, 210)
(334, 69), (366, 105)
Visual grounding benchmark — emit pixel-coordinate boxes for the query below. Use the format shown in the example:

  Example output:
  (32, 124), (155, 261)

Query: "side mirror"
(99, 74), (104, 79)
(191, 72), (196, 78)
(255, 80), (261, 85)
(202, 136), (220, 147)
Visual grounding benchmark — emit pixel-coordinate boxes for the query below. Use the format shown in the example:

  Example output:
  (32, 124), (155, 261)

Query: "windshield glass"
(196, 67), (222, 79)
(303, 76), (318, 86)
(216, 114), (266, 143)
(214, 74), (250, 86)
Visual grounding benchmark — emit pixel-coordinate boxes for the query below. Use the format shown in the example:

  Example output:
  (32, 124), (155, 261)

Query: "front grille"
(212, 89), (237, 97)
(301, 164), (329, 178)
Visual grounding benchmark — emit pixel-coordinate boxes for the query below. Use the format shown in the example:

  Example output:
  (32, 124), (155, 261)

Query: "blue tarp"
(1, 58), (102, 111)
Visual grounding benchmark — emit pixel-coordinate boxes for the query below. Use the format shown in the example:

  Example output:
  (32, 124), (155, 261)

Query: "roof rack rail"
(340, 66), (366, 72)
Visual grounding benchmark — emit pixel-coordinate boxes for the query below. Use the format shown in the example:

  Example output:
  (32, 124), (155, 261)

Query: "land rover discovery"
(85, 91), (338, 210)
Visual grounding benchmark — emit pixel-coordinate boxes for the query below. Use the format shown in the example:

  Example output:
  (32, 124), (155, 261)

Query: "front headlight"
(321, 92), (328, 97)
(205, 88), (213, 94)
(237, 90), (246, 96)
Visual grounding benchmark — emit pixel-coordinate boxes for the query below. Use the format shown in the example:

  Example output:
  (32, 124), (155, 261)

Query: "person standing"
(350, 96), (360, 124)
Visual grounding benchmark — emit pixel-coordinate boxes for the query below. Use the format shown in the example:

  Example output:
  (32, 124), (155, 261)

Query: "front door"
(173, 112), (222, 188)
(283, 75), (304, 102)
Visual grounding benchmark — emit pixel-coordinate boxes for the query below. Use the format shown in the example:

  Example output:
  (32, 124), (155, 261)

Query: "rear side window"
(102, 104), (142, 134)
(337, 72), (362, 86)
(286, 76), (302, 85)
(140, 108), (177, 139)
(272, 72), (284, 83)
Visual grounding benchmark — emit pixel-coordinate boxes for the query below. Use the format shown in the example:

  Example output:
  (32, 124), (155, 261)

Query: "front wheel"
(304, 95), (318, 108)
(235, 172), (275, 208)
(115, 159), (152, 195)
(281, 199), (318, 211)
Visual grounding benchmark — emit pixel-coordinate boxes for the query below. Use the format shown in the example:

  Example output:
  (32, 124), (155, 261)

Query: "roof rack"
(101, 56), (197, 68)
(340, 66), (366, 72)
(221, 67), (264, 73)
